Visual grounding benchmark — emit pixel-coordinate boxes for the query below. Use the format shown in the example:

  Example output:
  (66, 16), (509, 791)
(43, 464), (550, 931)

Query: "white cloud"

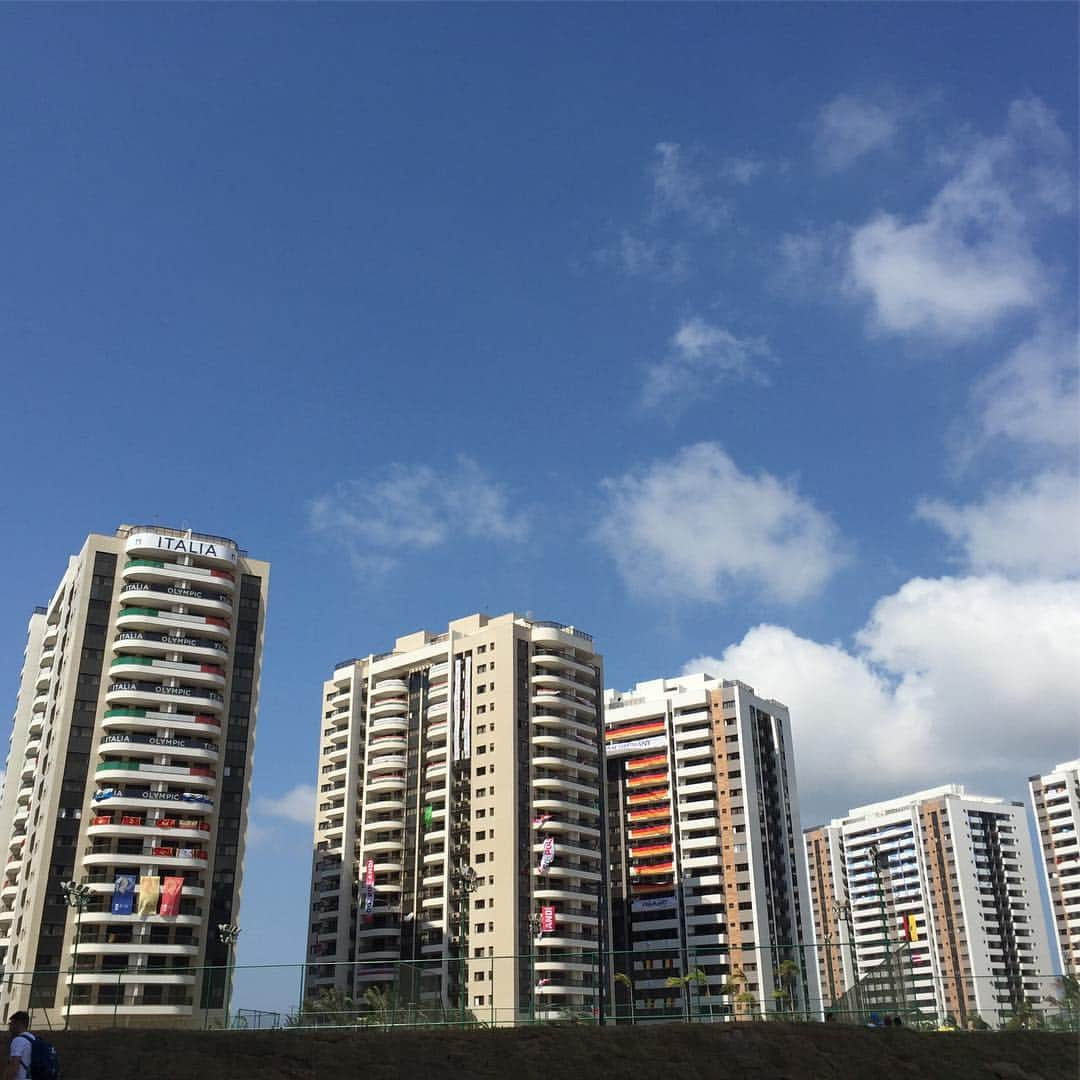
(917, 471), (1080, 579)
(721, 156), (765, 185)
(594, 229), (689, 281)
(683, 574), (1080, 822)
(964, 325), (1079, 460)
(650, 142), (729, 233)
(846, 96), (1072, 340)
(309, 456), (528, 573)
(255, 784), (316, 826)
(815, 95), (899, 171)
(594, 442), (845, 605)
(640, 317), (773, 410)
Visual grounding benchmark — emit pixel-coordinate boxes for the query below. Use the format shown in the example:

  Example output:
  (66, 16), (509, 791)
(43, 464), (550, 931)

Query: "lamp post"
(61, 880), (92, 1031)
(451, 864), (479, 1027)
(526, 912), (541, 1024)
(823, 930), (838, 1010)
(218, 922), (241, 1029)
(832, 898), (862, 1020)
(867, 844), (901, 1013)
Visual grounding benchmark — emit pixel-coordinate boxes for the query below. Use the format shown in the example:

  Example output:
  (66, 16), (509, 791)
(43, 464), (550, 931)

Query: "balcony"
(102, 708), (221, 736)
(122, 559), (235, 593)
(105, 680), (224, 715)
(369, 698), (409, 720)
(112, 629), (227, 662)
(531, 672), (596, 699)
(116, 607), (230, 640)
(371, 679), (409, 699)
(119, 582), (231, 617)
(109, 655), (225, 688)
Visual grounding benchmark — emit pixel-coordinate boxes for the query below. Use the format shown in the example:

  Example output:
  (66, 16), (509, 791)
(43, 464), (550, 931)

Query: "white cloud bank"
(650, 142), (729, 233)
(640, 317), (773, 409)
(594, 443), (844, 605)
(310, 456), (528, 573)
(918, 471), (1080, 579)
(684, 574), (1080, 822)
(255, 784), (316, 826)
(847, 96), (1072, 340)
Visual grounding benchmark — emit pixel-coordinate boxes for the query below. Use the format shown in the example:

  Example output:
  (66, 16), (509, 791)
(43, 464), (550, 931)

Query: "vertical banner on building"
(365, 858), (375, 887)
(538, 836), (555, 873)
(159, 876), (184, 916)
(423, 805), (434, 830)
(903, 914), (919, 942)
(111, 874), (137, 915)
(451, 655), (473, 763)
(137, 875), (160, 915)
(540, 905), (556, 933)
(364, 884), (375, 913)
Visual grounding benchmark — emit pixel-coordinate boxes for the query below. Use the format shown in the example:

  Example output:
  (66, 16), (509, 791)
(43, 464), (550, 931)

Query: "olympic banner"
(137, 875), (160, 915)
(540, 905), (556, 933)
(111, 874), (137, 915)
(364, 884), (375, 913)
(538, 836), (555, 873)
(365, 858), (375, 886)
(160, 876), (184, 916)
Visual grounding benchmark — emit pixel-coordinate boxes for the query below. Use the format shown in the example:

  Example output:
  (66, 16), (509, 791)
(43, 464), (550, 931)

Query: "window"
(474, 995), (485, 1007)
(474, 899), (485, 910)
(476, 831), (486, 841)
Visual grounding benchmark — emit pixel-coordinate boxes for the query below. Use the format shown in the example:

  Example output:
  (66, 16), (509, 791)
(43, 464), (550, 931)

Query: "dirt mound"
(44, 1022), (1076, 1080)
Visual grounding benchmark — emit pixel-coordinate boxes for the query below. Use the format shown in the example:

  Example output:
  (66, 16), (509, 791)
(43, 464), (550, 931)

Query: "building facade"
(0, 526), (268, 1027)
(805, 786), (1055, 1026)
(603, 674), (817, 1022)
(1029, 760), (1080, 975)
(306, 613), (606, 1024)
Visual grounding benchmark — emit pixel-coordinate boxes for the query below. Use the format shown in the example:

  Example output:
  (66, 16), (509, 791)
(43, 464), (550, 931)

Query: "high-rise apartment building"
(307, 613), (606, 1024)
(0, 526), (268, 1027)
(1029, 760), (1080, 975)
(603, 674), (817, 1021)
(805, 786), (1055, 1026)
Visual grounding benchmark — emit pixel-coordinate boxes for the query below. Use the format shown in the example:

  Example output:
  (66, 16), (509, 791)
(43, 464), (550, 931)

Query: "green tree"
(776, 959), (800, 1017)
(614, 972), (635, 1025)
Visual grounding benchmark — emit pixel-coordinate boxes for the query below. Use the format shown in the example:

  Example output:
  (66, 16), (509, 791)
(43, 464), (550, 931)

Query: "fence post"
(113, 968), (121, 1028)
(489, 954), (494, 1027)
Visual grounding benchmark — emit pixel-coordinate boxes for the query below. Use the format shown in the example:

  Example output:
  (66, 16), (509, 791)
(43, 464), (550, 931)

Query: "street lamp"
(831, 898), (862, 1020)
(526, 912), (542, 1024)
(451, 864), (479, 1026)
(217, 923), (241, 1029)
(61, 880), (92, 1031)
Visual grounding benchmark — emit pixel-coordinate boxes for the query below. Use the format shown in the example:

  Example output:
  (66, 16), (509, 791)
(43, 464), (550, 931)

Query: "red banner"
(157, 819), (177, 829)
(92, 815), (112, 826)
(540, 906), (556, 933)
(365, 858), (375, 886)
(120, 816), (142, 826)
(159, 876), (184, 916)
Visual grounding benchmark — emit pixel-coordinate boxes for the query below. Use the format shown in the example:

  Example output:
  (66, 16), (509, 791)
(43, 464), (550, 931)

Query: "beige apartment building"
(603, 674), (817, 1022)
(1029, 760), (1080, 975)
(306, 612), (606, 1024)
(805, 786), (1055, 1027)
(0, 526), (268, 1027)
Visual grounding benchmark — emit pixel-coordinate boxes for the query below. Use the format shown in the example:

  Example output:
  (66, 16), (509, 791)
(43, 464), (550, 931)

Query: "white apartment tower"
(603, 674), (817, 1021)
(805, 786), (1055, 1027)
(0, 526), (268, 1027)
(307, 613), (607, 1024)
(1029, 760), (1080, 975)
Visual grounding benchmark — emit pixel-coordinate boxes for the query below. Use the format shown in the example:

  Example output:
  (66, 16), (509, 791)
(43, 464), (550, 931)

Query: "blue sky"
(1, 6), (1077, 1014)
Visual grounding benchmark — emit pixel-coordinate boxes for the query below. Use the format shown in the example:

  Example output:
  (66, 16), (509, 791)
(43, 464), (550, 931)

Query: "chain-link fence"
(7, 942), (1077, 1032)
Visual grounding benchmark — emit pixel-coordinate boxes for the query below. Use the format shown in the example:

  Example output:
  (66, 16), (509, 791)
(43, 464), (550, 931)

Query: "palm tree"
(719, 965), (747, 1020)
(688, 968), (715, 1022)
(665, 974), (691, 1022)
(736, 990), (758, 1021)
(776, 960), (800, 1017)
(614, 972), (635, 1025)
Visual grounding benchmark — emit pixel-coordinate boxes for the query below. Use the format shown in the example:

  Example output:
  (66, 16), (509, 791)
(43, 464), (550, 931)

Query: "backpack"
(25, 1033), (60, 1080)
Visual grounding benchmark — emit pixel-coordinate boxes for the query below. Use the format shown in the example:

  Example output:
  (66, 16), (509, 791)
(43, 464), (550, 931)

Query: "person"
(5, 1011), (33, 1080)
(893, 1015), (903, 1027)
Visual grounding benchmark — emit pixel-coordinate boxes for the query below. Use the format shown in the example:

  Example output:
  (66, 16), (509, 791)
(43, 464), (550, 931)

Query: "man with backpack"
(5, 1011), (59, 1080)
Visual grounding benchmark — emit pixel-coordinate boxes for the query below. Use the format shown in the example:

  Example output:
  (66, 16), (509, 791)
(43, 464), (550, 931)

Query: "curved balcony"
(122, 559), (235, 593)
(87, 821), (210, 843)
(110, 655), (226, 688)
(73, 941), (201, 958)
(369, 698), (409, 719)
(363, 839), (403, 855)
(424, 763), (447, 782)
(530, 691), (596, 718)
(531, 673), (596, 699)
(371, 678), (408, 699)
(426, 721), (447, 742)
(368, 717), (408, 736)
(426, 681), (448, 703)
(116, 607), (231, 640)
(95, 762), (216, 788)
(82, 849), (210, 871)
(16, 786), (32, 806)
(532, 732), (598, 755)
(80, 911), (202, 927)
(35, 669), (50, 692)
(84, 880), (206, 900)
(28, 714), (43, 737)
(534, 887), (600, 906)
(531, 797), (600, 818)
(124, 531), (237, 568)
(1, 885), (17, 901)
(532, 714), (597, 739)
(425, 701), (448, 720)
(367, 734), (407, 753)
(102, 708), (221, 737)
(532, 839), (601, 862)
(32, 693), (48, 714)
(532, 776), (599, 800)
(99, 733), (218, 764)
(368, 754), (406, 775)
(363, 818), (405, 833)
(120, 582), (231, 617)
(365, 796), (405, 812)
(90, 790), (214, 816)
(112, 629), (228, 662)
(366, 775), (406, 794)
(43, 623), (59, 646)
(428, 662), (449, 683)
(105, 681), (224, 715)
(532, 753), (598, 777)
(531, 651), (597, 679)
